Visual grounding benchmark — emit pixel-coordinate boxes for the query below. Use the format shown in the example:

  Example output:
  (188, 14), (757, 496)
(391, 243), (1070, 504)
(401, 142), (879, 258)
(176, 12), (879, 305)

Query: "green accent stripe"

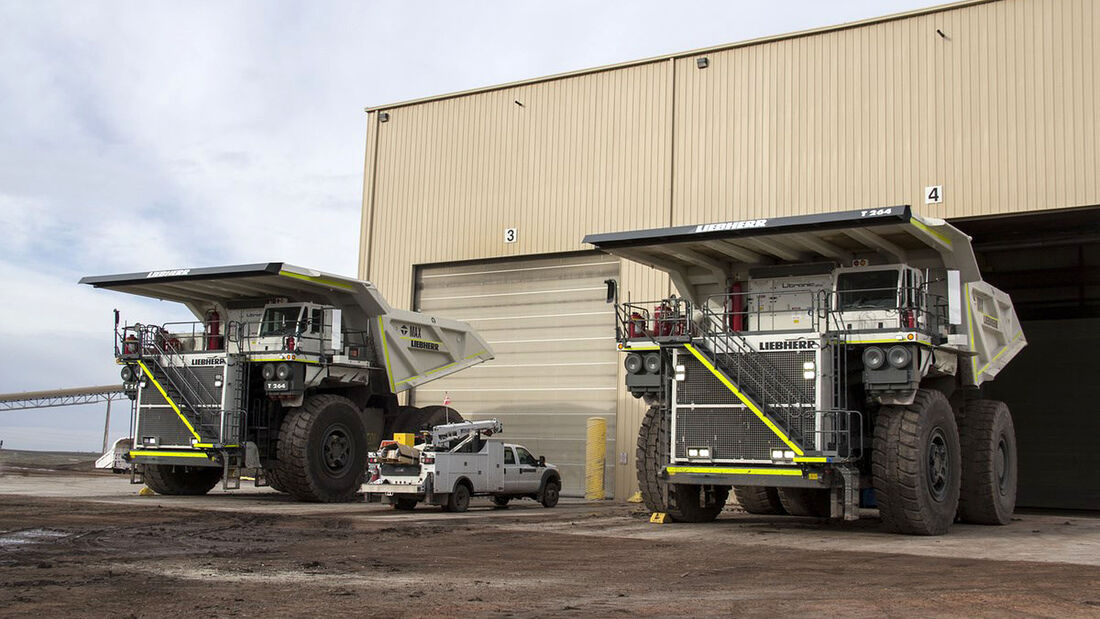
(378, 317), (395, 392)
(130, 450), (210, 459)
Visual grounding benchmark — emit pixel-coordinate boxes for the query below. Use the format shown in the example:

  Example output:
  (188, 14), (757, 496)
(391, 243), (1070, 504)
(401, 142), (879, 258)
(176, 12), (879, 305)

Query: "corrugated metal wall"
(359, 0), (1099, 498)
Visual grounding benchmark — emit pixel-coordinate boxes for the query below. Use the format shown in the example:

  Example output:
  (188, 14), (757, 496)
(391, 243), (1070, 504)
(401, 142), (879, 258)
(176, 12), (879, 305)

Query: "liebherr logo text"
(190, 357), (225, 366)
(409, 340), (440, 351)
(759, 340), (817, 351)
(146, 269), (190, 278)
(694, 219), (767, 233)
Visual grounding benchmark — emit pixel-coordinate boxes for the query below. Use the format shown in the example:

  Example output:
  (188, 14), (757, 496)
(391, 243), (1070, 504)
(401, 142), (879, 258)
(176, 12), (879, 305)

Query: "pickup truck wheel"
(274, 394), (368, 503)
(445, 483), (471, 512)
(492, 495), (511, 508)
(393, 498), (418, 511)
(540, 480), (561, 508)
(143, 464), (222, 496)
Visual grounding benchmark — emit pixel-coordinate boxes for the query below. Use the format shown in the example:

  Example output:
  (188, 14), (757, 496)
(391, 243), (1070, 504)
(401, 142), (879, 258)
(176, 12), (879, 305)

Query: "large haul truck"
(584, 206), (1025, 535)
(80, 263), (493, 502)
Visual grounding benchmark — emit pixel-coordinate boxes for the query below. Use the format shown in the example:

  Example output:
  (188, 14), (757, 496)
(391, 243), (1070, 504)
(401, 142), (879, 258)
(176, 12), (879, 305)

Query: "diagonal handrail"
(138, 326), (221, 436)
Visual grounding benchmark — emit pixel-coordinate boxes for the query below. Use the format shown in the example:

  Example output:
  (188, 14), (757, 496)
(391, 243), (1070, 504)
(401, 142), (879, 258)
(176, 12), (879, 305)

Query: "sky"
(0, 0), (943, 451)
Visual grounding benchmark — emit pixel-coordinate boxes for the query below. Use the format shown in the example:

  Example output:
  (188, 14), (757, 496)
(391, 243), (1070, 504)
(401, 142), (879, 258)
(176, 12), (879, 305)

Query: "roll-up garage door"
(413, 253), (620, 497)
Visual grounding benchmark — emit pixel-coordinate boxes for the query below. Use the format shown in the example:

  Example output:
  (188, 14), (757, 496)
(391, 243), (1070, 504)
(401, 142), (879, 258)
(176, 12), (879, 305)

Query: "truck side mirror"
(538, 456), (546, 467)
(604, 279), (618, 305)
(327, 309), (343, 353)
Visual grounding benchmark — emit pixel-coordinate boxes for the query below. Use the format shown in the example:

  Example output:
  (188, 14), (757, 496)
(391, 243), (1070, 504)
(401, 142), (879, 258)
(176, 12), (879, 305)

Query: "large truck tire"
(263, 465), (287, 493)
(957, 399), (1017, 525)
(273, 394), (369, 503)
(636, 405), (668, 513)
(872, 389), (961, 535)
(666, 484), (729, 523)
(776, 487), (831, 517)
(143, 464), (222, 496)
(732, 486), (786, 515)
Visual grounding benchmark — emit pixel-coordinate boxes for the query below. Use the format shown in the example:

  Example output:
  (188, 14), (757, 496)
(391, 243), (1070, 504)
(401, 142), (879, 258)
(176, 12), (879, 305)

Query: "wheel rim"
(996, 436), (1009, 495)
(321, 424), (352, 475)
(927, 428), (950, 502)
(547, 485), (559, 501)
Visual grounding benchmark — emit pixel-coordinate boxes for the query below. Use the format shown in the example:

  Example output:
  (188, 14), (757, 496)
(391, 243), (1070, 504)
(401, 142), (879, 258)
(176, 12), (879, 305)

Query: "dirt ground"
(2, 465), (1099, 617)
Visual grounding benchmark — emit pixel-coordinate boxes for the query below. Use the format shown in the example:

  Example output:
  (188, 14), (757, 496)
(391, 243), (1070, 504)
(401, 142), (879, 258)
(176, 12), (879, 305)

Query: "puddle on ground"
(0, 528), (69, 547)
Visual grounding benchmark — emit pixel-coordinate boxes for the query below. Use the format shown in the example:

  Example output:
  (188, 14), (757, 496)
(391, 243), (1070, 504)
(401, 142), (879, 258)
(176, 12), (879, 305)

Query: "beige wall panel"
(363, 61), (673, 308)
(671, 0), (1098, 225)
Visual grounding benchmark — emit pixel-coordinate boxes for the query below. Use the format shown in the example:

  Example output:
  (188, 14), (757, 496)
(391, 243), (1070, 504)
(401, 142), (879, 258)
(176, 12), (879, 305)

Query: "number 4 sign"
(925, 185), (943, 204)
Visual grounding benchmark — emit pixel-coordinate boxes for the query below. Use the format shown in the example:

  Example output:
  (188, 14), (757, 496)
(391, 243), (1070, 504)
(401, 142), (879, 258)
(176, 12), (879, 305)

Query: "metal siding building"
(359, 0), (1099, 504)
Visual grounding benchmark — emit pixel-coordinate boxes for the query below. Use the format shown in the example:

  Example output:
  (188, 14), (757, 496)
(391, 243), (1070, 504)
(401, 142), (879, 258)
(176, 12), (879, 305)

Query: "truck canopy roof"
(583, 205), (980, 302)
(79, 262), (392, 317)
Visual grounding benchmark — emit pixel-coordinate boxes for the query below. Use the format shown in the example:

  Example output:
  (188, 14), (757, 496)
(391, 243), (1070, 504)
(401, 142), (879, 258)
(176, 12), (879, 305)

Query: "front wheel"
(273, 394), (369, 503)
(667, 484), (728, 523)
(872, 389), (961, 535)
(540, 480), (560, 508)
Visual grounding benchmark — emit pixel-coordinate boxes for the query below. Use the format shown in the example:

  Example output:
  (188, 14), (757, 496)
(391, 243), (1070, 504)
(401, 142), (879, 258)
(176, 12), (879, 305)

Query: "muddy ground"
(2, 468), (1099, 617)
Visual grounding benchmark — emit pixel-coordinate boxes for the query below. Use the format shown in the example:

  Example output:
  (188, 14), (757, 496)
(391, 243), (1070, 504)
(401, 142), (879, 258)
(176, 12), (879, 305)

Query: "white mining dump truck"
(584, 206), (1026, 535)
(80, 263), (493, 502)
(362, 419), (562, 512)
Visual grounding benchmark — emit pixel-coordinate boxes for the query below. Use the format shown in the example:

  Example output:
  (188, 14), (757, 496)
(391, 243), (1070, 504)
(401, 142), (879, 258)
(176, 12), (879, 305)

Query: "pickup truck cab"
(363, 429), (561, 512)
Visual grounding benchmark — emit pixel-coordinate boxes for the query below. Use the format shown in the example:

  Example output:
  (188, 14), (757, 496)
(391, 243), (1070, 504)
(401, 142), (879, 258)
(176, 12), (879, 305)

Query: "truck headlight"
(643, 353), (662, 374)
(276, 363), (291, 380)
(863, 346), (885, 370)
(262, 363), (275, 380)
(120, 366), (134, 382)
(624, 353), (643, 374)
(887, 345), (912, 369)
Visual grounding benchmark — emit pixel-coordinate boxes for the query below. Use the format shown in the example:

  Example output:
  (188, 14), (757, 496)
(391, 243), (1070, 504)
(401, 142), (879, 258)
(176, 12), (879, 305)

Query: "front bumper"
(663, 464), (829, 488)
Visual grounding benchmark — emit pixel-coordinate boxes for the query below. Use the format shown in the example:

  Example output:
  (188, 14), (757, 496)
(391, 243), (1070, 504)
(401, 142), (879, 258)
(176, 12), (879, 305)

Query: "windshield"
(259, 306), (304, 337)
(516, 447), (538, 466)
(837, 270), (900, 310)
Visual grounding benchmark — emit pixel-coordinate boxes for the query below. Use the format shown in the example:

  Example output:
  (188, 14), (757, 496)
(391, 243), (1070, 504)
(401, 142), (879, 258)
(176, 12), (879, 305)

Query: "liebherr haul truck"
(80, 263), (493, 502)
(584, 206), (1025, 535)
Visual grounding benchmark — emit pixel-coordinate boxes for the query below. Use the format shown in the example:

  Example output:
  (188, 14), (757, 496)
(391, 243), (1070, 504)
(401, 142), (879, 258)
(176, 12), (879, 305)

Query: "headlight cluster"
(262, 363), (292, 380)
(120, 365), (136, 382)
(625, 352), (662, 375)
(863, 345), (912, 369)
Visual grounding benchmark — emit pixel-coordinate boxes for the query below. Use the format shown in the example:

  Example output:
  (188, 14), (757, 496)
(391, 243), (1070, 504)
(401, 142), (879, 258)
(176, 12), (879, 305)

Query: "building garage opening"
(956, 206), (1100, 511)
(411, 252), (620, 497)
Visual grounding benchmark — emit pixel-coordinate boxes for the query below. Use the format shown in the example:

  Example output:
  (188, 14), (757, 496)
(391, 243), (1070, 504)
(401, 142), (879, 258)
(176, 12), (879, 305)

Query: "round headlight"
(887, 345), (912, 369)
(276, 363), (291, 380)
(261, 363), (276, 380)
(120, 366), (134, 382)
(862, 346), (885, 370)
(624, 353), (643, 374)
(643, 353), (662, 374)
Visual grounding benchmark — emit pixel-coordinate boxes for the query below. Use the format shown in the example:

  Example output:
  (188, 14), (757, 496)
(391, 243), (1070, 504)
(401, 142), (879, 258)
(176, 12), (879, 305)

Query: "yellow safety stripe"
(976, 331), (1024, 376)
(792, 456), (828, 463)
(378, 317), (395, 392)
(129, 450), (211, 459)
(192, 443), (239, 449)
(621, 346), (659, 351)
(910, 218), (953, 247)
(683, 344), (805, 456)
(666, 466), (804, 476)
(278, 270), (354, 290)
(136, 360), (201, 441)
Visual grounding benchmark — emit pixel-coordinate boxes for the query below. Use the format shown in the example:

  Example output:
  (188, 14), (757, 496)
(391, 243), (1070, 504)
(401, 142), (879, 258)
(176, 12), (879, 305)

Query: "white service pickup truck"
(362, 419), (562, 512)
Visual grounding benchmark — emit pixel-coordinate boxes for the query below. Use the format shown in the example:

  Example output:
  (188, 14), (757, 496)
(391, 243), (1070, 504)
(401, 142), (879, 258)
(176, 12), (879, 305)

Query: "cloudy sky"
(0, 0), (942, 451)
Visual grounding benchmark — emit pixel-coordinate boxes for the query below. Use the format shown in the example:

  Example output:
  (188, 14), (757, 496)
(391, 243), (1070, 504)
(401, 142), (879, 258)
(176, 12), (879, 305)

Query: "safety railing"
(822, 286), (949, 341)
(783, 409), (863, 461)
(704, 289), (824, 334)
(614, 297), (695, 345)
(230, 321), (376, 362)
(695, 307), (816, 450)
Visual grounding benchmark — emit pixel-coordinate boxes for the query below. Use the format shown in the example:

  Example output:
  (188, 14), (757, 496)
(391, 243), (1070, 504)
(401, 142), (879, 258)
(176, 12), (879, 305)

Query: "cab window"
(516, 447), (537, 466)
(836, 270), (900, 310)
(310, 308), (323, 333)
(504, 448), (516, 465)
(259, 306), (303, 337)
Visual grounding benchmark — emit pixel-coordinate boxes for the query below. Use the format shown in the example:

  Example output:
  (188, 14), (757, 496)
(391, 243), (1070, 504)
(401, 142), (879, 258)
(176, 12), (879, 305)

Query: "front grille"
(674, 406), (789, 461)
(136, 406), (194, 447)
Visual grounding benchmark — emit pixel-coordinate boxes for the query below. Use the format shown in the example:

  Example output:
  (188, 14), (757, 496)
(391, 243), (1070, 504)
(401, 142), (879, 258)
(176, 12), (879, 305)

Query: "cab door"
(502, 446), (521, 493)
(513, 446), (542, 493)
